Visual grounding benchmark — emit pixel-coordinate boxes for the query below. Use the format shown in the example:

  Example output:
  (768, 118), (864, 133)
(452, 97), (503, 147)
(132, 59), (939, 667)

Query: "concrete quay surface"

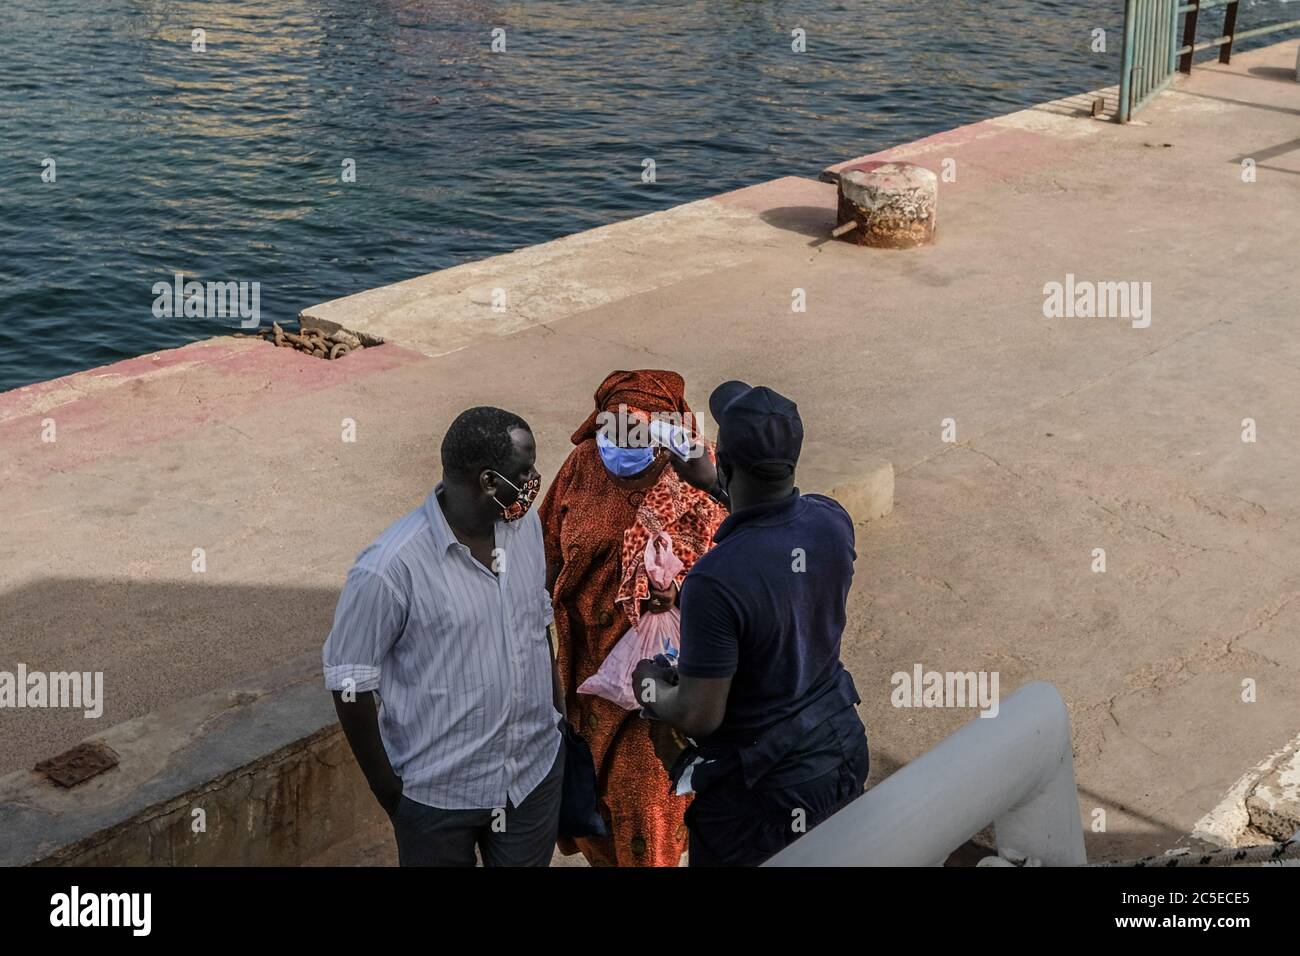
(2, 40), (1299, 864)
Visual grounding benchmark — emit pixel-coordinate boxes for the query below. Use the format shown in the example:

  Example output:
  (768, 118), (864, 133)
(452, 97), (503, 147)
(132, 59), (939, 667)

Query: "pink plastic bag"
(577, 532), (683, 710)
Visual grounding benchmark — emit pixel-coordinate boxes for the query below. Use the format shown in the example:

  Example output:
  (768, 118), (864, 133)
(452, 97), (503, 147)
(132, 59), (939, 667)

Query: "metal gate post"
(1220, 0), (1241, 63)
(1119, 0), (1138, 122)
(1179, 0), (1200, 72)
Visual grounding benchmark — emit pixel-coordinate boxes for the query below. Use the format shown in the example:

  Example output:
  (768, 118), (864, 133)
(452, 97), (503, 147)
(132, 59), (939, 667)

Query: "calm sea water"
(1, 0), (1294, 391)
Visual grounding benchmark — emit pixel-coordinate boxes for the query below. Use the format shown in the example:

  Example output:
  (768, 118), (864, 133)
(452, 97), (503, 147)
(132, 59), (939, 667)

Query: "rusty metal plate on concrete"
(35, 741), (120, 788)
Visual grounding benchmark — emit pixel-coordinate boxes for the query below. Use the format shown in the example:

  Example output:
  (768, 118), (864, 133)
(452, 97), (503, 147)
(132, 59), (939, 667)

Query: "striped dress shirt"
(322, 484), (561, 810)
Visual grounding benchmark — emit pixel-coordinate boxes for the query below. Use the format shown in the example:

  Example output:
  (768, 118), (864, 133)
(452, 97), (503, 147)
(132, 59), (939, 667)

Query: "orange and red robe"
(540, 370), (726, 867)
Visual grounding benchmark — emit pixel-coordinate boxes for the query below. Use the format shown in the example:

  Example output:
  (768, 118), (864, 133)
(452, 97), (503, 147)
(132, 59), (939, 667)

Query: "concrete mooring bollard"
(833, 161), (937, 248)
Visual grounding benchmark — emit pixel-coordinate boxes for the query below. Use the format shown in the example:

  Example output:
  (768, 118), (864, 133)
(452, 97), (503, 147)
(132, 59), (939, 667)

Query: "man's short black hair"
(440, 406), (530, 485)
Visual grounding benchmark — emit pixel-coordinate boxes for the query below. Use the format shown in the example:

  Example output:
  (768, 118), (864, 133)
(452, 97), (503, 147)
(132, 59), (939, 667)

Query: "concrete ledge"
(0, 653), (382, 866)
(298, 178), (822, 358)
(1246, 744), (1300, 842)
(802, 456), (894, 525)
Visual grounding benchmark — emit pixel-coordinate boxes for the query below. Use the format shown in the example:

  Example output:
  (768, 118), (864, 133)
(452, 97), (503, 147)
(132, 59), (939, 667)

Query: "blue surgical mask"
(595, 430), (656, 478)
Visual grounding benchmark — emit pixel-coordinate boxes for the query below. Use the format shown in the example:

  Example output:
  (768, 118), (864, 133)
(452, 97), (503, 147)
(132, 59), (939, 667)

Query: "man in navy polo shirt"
(632, 381), (869, 867)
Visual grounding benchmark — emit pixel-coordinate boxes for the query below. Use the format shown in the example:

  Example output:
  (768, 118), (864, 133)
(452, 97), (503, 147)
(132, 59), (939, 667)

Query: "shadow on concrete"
(759, 205), (837, 242)
(1246, 65), (1300, 83)
(1028, 87), (1120, 122)
(1242, 164), (1300, 177)
(1230, 134), (1300, 177)
(0, 575), (340, 777)
(1232, 135), (1300, 164)
(1077, 783), (1190, 862)
(1173, 88), (1300, 116)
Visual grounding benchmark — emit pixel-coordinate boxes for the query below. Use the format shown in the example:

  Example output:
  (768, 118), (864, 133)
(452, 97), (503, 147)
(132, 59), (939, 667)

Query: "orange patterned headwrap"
(570, 370), (697, 446)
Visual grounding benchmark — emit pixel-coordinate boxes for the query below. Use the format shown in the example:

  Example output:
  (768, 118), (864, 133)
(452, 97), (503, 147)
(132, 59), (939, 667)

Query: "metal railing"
(1120, 0), (1300, 122)
(1177, 0), (1300, 74)
(1118, 0), (1181, 123)
(764, 682), (1087, 867)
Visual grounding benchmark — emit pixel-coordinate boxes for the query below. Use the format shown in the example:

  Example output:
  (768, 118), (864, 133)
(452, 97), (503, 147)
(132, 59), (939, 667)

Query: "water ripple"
(0, 0), (1292, 389)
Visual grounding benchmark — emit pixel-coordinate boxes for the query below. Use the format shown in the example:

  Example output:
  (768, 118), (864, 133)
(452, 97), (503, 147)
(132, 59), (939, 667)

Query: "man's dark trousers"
(685, 718), (869, 867)
(389, 744), (564, 867)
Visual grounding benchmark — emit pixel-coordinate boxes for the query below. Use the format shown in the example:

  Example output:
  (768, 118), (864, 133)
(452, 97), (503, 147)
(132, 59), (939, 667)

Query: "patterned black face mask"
(490, 472), (540, 522)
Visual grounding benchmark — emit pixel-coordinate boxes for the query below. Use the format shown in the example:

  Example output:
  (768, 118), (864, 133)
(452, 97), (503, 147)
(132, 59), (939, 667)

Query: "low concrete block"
(831, 458), (895, 524)
(800, 456), (894, 525)
(0, 653), (385, 867)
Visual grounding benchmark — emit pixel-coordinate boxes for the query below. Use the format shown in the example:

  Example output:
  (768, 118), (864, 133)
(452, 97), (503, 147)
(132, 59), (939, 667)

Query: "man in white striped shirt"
(323, 407), (566, 866)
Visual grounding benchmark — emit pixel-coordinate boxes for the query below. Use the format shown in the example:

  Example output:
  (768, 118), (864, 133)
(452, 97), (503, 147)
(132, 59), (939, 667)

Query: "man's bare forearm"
(634, 668), (731, 740)
(644, 680), (684, 726)
(331, 690), (402, 813)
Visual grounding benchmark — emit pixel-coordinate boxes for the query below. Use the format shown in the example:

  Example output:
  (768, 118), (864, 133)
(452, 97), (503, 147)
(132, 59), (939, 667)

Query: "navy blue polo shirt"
(677, 489), (856, 749)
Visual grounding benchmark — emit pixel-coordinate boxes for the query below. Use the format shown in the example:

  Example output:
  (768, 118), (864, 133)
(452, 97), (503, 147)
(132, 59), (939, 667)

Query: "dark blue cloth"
(686, 722), (869, 866)
(557, 721), (608, 839)
(677, 489), (857, 751)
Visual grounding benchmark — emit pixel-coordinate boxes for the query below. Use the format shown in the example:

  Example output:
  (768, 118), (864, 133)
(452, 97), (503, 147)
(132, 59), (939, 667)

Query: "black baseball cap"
(709, 380), (803, 478)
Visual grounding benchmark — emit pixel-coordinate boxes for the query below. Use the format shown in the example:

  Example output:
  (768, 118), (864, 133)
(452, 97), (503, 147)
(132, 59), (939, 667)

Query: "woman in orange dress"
(540, 369), (726, 867)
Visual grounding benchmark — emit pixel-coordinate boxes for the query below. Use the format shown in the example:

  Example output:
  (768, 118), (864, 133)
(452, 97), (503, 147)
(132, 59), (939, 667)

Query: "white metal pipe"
(764, 681), (1087, 867)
